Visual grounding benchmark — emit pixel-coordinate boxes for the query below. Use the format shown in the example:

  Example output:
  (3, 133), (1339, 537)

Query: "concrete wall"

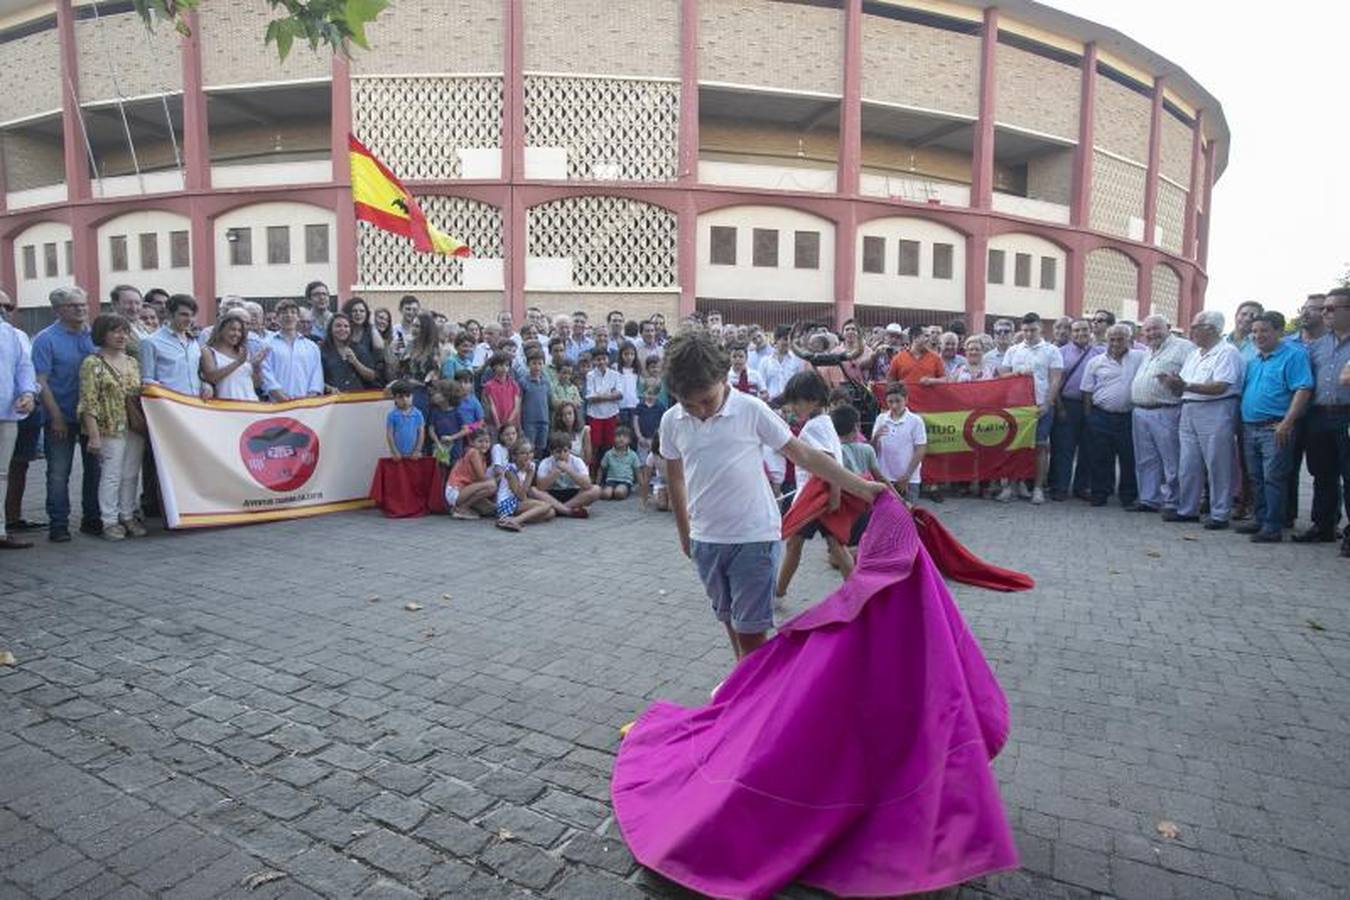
(213, 201), (336, 299)
(354, 0), (503, 75)
(75, 11), (181, 102)
(855, 217), (964, 312)
(861, 16), (979, 117)
(199, 4), (330, 88)
(696, 205), (835, 303)
(986, 232), (1065, 318)
(96, 210), (193, 303)
(0, 29), (61, 123)
(525, 0), (679, 79)
(11, 220), (73, 308)
(994, 43), (1079, 141)
(1, 129), (65, 191)
(701, 0), (844, 95)
(1093, 76), (1150, 165)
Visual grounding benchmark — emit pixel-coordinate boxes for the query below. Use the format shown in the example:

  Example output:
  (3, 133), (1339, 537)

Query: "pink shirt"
(482, 375), (521, 425)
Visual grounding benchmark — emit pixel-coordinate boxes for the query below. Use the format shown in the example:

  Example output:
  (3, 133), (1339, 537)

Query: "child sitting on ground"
(490, 422), (519, 479)
(534, 430), (602, 518)
(494, 440), (556, 532)
(444, 428), (497, 519)
(639, 431), (669, 511)
(599, 426), (642, 500)
(870, 381), (927, 503)
(386, 382), (425, 460)
(428, 379), (471, 466)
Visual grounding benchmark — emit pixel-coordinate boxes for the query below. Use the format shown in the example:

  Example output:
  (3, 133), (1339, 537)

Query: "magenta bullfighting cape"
(611, 492), (1018, 898)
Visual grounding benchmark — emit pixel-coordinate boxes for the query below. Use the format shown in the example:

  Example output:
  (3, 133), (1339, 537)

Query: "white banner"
(141, 385), (392, 529)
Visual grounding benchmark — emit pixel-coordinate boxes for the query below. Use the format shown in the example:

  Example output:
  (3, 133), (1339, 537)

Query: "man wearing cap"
(1129, 315), (1192, 514)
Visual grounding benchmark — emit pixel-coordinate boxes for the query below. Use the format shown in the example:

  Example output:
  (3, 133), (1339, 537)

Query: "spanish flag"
(349, 135), (470, 257)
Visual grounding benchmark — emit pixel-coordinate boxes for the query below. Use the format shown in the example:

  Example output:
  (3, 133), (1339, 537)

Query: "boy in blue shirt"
(453, 369), (484, 432)
(518, 350), (553, 459)
(633, 383), (667, 457)
(386, 382), (425, 460)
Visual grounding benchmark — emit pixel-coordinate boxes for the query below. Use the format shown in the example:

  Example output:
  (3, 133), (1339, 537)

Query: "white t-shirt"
(1178, 342), (1244, 401)
(616, 369), (640, 409)
(585, 367), (622, 419)
(872, 409), (927, 484)
(489, 443), (511, 476)
(1001, 340), (1064, 405)
(726, 366), (766, 394)
(759, 352), (805, 400)
(794, 413), (842, 500)
(537, 453), (588, 490)
(660, 388), (793, 544)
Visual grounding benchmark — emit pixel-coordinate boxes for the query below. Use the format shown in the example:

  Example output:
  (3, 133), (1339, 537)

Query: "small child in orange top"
(444, 428), (497, 519)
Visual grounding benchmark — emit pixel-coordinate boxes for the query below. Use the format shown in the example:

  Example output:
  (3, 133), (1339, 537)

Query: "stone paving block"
(476, 768), (548, 805)
(419, 780), (498, 819)
(266, 755), (330, 789)
(559, 832), (636, 876)
(413, 814), (493, 857)
(4, 841), (87, 887)
(480, 805), (569, 849)
(361, 792), (431, 834)
(283, 845), (376, 896)
(315, 744), (377, 773)
(366, 762), (433, 796)
(309, 771), (382, 811)
(547, 868), (647, 899)
(481, 839), (566, 890)
(268, 725), (332, 756)
(533, 790), (609, 831)
(345, 827), (438, 882)
(242, 782), (319, 821)
(99, 756), (173, 792)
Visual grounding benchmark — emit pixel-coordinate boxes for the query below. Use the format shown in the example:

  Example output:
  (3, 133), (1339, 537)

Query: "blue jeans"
(1050, 398), (1090, 495)
(522, 420), (549, 459)
(1244, 423), (1293, 535)
(45, 426), (101, 533)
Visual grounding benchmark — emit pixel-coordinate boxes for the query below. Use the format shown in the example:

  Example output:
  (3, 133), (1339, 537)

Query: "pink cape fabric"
(611, 492), (1018, 899)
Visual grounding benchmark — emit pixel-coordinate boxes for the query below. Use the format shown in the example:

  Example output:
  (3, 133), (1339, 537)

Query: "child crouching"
(444, 428), (497, 519)
(599, 426), (641, 500)
(495, 440), (556, 532)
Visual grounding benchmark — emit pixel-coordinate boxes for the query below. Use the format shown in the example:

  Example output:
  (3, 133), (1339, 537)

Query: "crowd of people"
(0, 280), (1346, 561)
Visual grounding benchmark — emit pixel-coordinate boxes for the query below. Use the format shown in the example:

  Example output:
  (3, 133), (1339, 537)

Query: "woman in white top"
(200, 311), (264, 401)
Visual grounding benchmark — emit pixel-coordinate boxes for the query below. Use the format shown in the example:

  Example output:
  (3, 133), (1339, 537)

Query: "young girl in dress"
(776, 371), (854, 597)
(201, 310), (263, 401)
(551, 400), (592, 471)
(494, 440), (556, 532)
(490, 422), (519, 479)
(639, 431), (669, 511)
(445, 428), (497, 519)
(615, 341), (641, 428)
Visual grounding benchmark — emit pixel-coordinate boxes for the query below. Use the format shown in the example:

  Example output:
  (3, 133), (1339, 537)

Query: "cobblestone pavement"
(1, 464), (1348, 900)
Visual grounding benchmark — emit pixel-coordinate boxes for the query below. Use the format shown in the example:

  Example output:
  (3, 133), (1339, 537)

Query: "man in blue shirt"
(1238, 312), (1313, 542)
(0, 293), (38, 549)
(1295, 287), (1350, 554)
(260, 300), (324, 401)
(32, 287), (100, 541)
(141, 294), (211, 398)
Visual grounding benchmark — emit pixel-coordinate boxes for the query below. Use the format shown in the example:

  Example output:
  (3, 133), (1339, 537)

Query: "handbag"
(102, 357), (147, 436)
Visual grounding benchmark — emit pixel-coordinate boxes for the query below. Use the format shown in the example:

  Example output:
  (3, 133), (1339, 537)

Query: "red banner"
(873, 377), (1039, 483)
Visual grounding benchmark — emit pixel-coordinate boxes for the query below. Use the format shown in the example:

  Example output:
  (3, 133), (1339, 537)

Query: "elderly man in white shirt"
(1081, 324), (1145, 507)
(1128, 315), (1193, 514)
(1159, 310), (1245, 529)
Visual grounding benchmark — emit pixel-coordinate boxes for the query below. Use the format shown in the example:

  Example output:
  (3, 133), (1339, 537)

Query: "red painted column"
(834, 205), (856, 328)
(1142, 76), (1165, 248)
(180, 10), (210, 193)
(189, 196), (216, 318)
(0, 238), (15, 296)
(1070, 42), (1096, 229)
(837, 0), (862, 197)
(678, 0), (699, 184)
(1198, 139), (1216, 270)
(1136, 257), (1153, 319)
(1182, 109), (1203, 260)
(1064, 244), (1084, 317)
(504, 0), (526, 322)
(55, 0), (97, 316)
(969, 7), (998, 210)
(965, 231), (988, 332)
(677, 197), (696, 318)
(331, 55), (357, 300)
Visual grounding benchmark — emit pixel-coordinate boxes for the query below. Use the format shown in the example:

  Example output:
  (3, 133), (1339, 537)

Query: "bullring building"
(0, 0), (1227, 333)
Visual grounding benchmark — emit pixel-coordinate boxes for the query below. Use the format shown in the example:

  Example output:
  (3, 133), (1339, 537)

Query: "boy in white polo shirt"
(660, 332), (885, 661)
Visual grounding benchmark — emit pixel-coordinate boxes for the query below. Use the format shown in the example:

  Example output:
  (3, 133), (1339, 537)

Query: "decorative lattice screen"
(524, 75), (679, 181)
(527, 196), (677, 288)
(1150, 264), (1181, 326)
(1156, 180), (1187, 255)
(358, 196), (502, 287)
(352, 76), (503, 180)
(1089, 151), (1146, 240)
(1083, 248), (1138, 318)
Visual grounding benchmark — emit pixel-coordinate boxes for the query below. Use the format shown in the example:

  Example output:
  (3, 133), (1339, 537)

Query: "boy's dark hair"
(166, 293), (198, 314)
(398, 294), (420, 310)
(773, 324), (792, 341)
(453, 368), (475, 382)
(548, 430), (572, 453)
(780, 370), (830, 407)
(1253, 311), (1286, 332)
(91, 313), (131, 347)
(548, 337), (564, 352)
(1093, 309), (1116, 325)
(828, 386), (851, 406)
(487, 351), (510, 369)
(727, 342), (748, 355)
(455, 334), (473, 348)
(830, 404), (860, 437)
(389, 380), (414, 398)
(274, 298), (299, 315)
(614, 425), (634, 444)
(525, 349), (545, 363)
(663, 331), (730, 399)
(885, 381), (909, 398)
(1021, 312), (1041, 326)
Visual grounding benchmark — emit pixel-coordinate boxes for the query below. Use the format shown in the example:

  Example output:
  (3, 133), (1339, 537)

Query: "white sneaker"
(1031, 487), (1045, 505)
(996, 485), (1013, 503)
(102, 523), (126, 541)
(1017, 482), (1032, 500)
(122, 518), (147, 538)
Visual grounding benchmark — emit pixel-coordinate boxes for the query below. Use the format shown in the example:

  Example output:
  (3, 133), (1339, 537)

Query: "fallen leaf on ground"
(1108, 569), (1121, 575)
(1156, 820), (1181, 840)
(422, 629), (436, 639)
(441, 593), (452, 600)
(404, 602), (423, 612)
(0, 650), (15, 666)
(1181, 534), (1199, 542)
(657, 589), (667, 596)
(367, 596), (381, 603)
(1146, 550), (1162, 558)
(240, 870), (286, 890)
(351, 828), (367, 838)
(496, 828), (516, 841)
(1307, 619), (1326, 632)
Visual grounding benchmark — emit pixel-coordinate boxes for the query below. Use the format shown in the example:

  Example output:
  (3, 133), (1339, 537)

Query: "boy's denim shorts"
(690, 540), (782, 635)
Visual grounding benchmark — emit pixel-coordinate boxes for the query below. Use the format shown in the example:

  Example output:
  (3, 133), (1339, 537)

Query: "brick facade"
(199, 4), (330, 88)
(523, 291), (679, 325)
(1092, 76), (1151, 164)
(701, 0), (844, 95)
(74, 11), (180, 102)
(1089, 150), (1146, 239)
(1026, 148), (1074, 205)
(860, 16), (979, 117)
(1083, 247), (1138, 318)
(360, 291), (505, 325)
(0, 29), (61, 123)
(1158, 113), (1192, 187)
(1150, 262), (1181, 325)
(353, 0), (504, 76)
(524, 0), (679, 79)
(994, 43), (1079, 140)
(0, 131), (65, 191)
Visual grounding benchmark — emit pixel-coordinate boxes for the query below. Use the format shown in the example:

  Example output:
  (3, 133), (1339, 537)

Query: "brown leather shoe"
(0, 536), (34, 550)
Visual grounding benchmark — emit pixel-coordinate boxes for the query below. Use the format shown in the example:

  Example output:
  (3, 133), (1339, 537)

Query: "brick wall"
(1150, 263), (1180, 325)
(360, 291), (504, 324)
(1156, 180), (1186, 255)
(525, 0), (679, 79)
(994, 44), (1079, 141)
(1083, 247), (1138, 318)
(1, 131), (65, 191)
(1159, 113), (1191, 186)
(1026, 148), (1074, 205)
(199, 4), (330, 88)
(701, 0), (843, 96)
(1092, 76), (1150, 164)
(0, 29), (61, 123)
(861, 16), (979, 118)
(1089, 150), (1145, 239)
(525, 292), (678, 324)
(353, 0), (503, 75)
(75, 11), (181, 102)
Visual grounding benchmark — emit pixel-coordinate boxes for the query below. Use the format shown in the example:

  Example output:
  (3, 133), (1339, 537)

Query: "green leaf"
(265, 18), (296, 61)
(343, 0), (389, 50)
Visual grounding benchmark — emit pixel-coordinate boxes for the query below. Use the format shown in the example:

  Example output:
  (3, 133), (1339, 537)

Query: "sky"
(1050, 0), (1350, 326)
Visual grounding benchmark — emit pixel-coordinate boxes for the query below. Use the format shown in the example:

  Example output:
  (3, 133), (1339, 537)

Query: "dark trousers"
(1285, 416), (1308, 526)
(1087, 407), (1137, 506)
(1050, 397), (1090, 495)
(1305, 406), (1350, 535)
